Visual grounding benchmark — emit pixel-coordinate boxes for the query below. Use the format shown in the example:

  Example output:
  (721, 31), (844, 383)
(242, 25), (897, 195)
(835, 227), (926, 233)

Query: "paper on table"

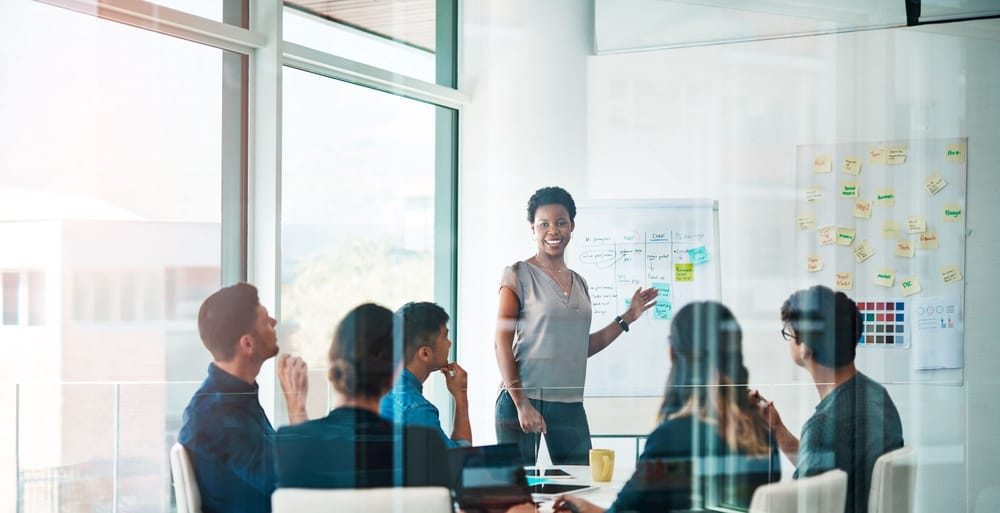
(913, 296), (964, 370)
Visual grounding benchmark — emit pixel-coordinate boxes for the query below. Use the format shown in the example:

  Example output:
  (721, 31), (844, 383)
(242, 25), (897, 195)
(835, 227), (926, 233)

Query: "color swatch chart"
(857, 299), (908, 347)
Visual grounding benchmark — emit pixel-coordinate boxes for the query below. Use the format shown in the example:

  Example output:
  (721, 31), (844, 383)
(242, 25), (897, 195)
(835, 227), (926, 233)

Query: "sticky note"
(654, 300), (673, 320)
(876, 189), (895, 207)
(901, 277), (922, 297)
(852, 240), (875, 263)
(835, 272), (853, 291)
(943, 204), (962, 222)
(875, 270), (896, 287)
(842, 157), (862, 175)
(940, 264), (962, 284)
(945, 143), (966, 163)
(652, 282), (671, 301)
(882, 221), (899, 239)
(818, 225), (836, 245)
(805, 186), (824, 203)
(907, 216), (926, 234)
(895, 239), (915, 258)
(924, 172), (948, 195)
(807, 255), (823, 272)
(869, 146), (886, 164)
(798, 212), (816, 231)
(813, 155), (832, 173)
(688, 246), (709, 265)
(887, 146), (907, 164)
(841, 181), (859, 199)
(837, 227), (856, 246)
(918, 232), (939, 250)
(853, 200), (873, 219)
(675, 263), (694, 282)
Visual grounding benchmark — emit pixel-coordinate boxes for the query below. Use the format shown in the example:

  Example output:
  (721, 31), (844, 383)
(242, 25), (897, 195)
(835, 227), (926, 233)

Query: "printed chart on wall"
(795, 138), (967, 383)
(570, 200), (720, 396)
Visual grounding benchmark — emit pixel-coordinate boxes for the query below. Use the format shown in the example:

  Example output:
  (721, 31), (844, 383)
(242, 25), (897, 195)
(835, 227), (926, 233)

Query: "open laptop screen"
(449, 444), (533, 513)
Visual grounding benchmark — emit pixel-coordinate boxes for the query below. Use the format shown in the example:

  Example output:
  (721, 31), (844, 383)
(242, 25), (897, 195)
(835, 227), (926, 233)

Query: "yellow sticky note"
(874, 270), (896, 287)
(918, 231), (939, 250)
(882, 221), (899, 239)
(895, 239), (915, 258)
(841, 181), (859, 199)
(813, 155), (832, 173)
(901, 277), (922, 297)
(837, 227), (856, 246)
(842, 157), (862, 175)
(807, 255), (823, 272)
(805, 185), (823, 203)
(907, 216), (926, 234)
(925, 172), (948, 195)
(943, 203), (962, 222)
(945, 143), (966, 163)
(797, 212), (816, 231)
(876, 189), (895, 206)
(941, 264), (962, 284)
(852, 240), (875, 263)
(853, 199), (873, 219)
(869, 146), (886, 164)
(835, 272), (854, 291)
(675, 263), (694, 282)
(887, 146), (907, 164)
(818, 225), (836, 245)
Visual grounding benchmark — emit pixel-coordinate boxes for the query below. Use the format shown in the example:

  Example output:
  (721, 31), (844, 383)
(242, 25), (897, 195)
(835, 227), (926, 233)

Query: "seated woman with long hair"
(274, 303), (451, 489)
(557, 301), (781, 513)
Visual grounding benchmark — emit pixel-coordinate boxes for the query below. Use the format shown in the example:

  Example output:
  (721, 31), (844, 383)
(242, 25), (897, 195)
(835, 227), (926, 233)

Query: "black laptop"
(449, 444), (595, 512)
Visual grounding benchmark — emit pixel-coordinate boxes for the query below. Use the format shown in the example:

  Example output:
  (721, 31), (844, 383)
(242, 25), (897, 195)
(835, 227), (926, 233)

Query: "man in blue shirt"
(380, 301), (472, 447)
(178, 283), (310, 513)
(753, 286), (904, 513)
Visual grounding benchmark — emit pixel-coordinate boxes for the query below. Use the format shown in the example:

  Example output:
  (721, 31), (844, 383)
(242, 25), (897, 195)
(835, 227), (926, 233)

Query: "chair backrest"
(748, 469), (848, 513)
(170, 443), (202, 513)
(272, 487), (453, 513)
(868, 446), (917, 513)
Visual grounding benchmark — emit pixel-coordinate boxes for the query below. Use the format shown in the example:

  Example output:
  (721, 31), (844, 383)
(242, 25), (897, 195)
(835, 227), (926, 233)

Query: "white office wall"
(585, 21), (1000, 513)
(458, 2), (998, 511)
(458, 0), (593, 446)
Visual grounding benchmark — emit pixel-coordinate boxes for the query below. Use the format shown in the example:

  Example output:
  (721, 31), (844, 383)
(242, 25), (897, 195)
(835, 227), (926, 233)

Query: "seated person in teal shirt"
(753, 286), (904, 513)
(380, 301), (472, 448)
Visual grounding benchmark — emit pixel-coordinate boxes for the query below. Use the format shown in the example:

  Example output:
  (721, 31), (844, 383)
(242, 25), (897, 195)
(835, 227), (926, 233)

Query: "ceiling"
(285, 0), (437, 52)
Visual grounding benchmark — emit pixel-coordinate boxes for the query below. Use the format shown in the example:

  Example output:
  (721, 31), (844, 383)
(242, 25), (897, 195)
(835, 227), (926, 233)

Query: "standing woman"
(494, 186), (658, 465)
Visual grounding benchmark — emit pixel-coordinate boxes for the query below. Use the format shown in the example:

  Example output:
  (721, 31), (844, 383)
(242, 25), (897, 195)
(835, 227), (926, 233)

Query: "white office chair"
(748, 468), (847, 513)
(868, 446), (917, 513)
(169, 443), (202, 513)
(272, 487), (453, 513)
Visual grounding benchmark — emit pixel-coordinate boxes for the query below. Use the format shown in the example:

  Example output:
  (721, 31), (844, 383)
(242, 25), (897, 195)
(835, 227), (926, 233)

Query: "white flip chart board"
(569, 199), (721, 397)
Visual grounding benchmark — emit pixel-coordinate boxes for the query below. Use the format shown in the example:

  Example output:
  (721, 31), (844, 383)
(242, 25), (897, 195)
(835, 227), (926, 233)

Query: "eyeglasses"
(780, 326), (795, 341)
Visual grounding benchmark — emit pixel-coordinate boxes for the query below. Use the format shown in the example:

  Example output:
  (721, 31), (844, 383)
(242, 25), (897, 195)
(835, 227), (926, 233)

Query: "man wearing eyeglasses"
(751, 285), (903, 513)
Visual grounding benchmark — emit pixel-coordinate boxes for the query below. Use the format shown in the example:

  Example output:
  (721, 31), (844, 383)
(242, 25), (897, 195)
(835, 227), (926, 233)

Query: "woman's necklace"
(536, 257), (571, 296)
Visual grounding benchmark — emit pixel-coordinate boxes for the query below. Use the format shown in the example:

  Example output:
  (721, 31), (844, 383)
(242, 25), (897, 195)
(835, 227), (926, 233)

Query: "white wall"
(458, 0), (594, 446)
(458, 3), (999, 511)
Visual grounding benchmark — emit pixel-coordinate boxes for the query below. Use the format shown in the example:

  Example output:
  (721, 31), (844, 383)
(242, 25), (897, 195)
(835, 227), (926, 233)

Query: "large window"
(0, 2), (230, 510)
(280, 68), (452, 411)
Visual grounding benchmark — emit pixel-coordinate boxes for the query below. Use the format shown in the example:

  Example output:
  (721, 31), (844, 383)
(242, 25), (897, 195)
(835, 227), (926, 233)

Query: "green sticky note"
(675, 263), (694, 282)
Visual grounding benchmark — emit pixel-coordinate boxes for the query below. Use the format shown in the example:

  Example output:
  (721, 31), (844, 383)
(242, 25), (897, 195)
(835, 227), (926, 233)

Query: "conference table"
(532, 464), (632, 512)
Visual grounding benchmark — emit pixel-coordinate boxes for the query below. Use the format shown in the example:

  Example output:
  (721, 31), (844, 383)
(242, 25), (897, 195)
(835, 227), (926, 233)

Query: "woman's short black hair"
(328, 303), (398, 399)
(527, 186), (576, 223)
